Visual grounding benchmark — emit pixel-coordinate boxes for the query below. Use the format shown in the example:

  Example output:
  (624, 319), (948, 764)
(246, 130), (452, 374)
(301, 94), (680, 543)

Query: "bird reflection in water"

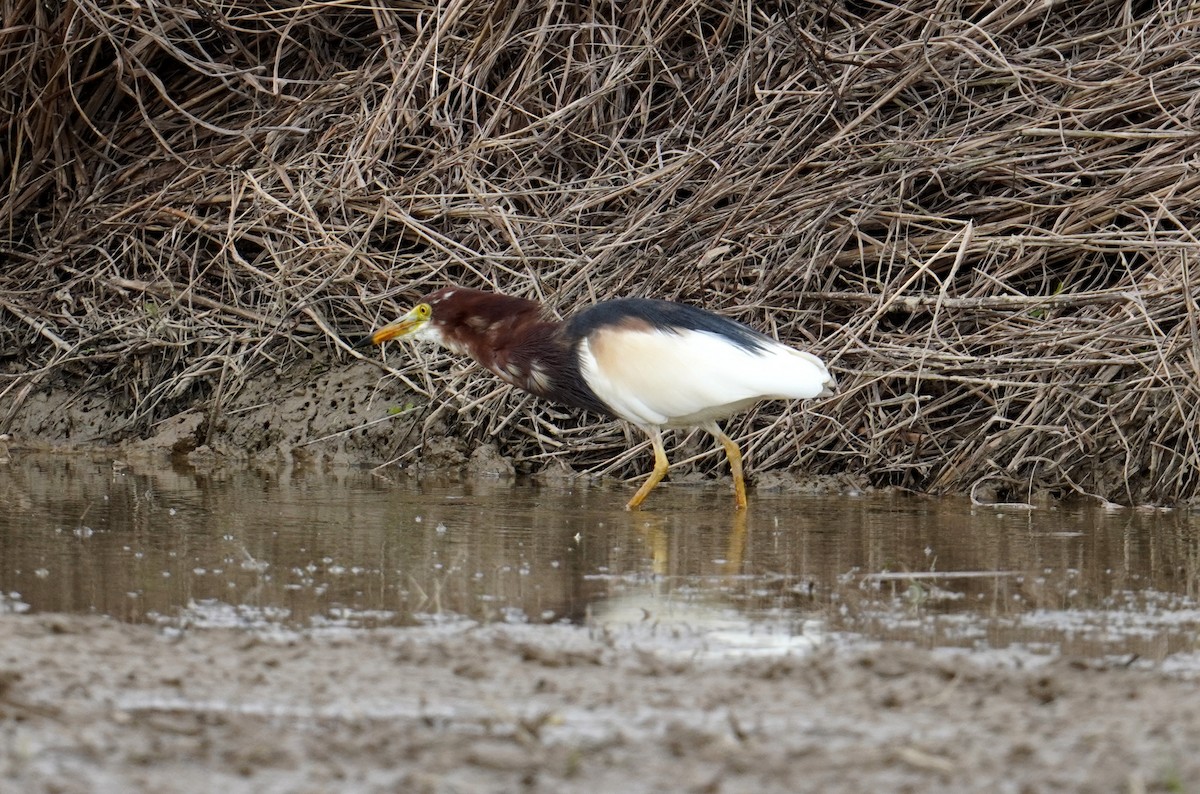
(584, 508), (757, 635)
(632, 509), (749, 579)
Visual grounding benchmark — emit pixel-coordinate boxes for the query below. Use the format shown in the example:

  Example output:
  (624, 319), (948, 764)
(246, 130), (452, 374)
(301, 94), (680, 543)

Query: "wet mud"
(2, 455), (1199, 792)
(3, 616), (1199, 793)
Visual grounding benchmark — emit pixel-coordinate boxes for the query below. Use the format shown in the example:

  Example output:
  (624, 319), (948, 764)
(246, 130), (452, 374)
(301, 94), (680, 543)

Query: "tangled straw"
(2, 0), (1199, 504)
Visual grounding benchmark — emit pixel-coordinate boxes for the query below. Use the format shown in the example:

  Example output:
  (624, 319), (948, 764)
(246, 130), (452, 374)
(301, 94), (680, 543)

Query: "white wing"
(578, 327), (833, 428)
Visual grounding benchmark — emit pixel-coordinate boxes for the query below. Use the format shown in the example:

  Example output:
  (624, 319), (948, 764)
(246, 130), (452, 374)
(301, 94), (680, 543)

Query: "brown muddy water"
(1, 455), (1198, 668)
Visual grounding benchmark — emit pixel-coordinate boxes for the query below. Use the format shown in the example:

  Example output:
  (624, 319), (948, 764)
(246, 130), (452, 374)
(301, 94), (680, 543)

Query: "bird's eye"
(416, 304), (431, 318)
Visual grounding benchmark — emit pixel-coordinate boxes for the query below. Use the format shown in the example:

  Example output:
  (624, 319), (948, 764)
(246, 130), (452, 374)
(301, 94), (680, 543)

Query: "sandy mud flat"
(1, 613), (1198, 793)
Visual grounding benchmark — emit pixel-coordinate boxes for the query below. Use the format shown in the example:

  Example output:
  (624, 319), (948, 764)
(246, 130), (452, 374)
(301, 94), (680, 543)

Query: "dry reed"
(2, 0), (1200, 504)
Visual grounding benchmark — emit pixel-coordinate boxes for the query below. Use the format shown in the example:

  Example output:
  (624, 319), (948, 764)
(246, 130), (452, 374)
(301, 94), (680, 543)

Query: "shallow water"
(1, 455), (1198, 665)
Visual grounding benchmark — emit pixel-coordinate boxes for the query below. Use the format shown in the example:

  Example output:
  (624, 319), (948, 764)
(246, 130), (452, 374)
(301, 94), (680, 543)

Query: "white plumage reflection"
(364, 285), (835, 510)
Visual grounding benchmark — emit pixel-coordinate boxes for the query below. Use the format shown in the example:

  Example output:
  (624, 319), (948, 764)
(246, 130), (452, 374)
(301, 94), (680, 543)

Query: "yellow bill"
(362, 303), (431, 347)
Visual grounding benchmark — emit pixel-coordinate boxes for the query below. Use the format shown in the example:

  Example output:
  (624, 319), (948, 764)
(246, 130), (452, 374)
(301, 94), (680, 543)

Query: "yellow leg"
(708, 424), (747, 510)
(626, 429), (669, 511)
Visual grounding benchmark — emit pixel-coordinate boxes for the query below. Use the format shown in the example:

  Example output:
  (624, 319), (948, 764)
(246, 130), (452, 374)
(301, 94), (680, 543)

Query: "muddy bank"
(1, 614), (1197, 793)
(2, 355), (414, 468)
(1, 356), (866, 498)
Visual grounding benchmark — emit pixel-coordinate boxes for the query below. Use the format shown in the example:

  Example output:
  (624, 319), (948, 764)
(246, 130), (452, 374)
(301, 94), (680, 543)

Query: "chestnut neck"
(427, 288), (611, 417)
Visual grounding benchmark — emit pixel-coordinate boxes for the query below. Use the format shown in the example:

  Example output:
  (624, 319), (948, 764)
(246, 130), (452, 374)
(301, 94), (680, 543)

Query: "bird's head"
(360, 286), (464, 350)
(361, 285), (545, 356)
(364, 300), (435, 346)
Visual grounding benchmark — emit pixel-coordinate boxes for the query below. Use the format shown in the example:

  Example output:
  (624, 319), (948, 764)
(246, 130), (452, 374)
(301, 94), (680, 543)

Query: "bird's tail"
(794, 349), (837, 398)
